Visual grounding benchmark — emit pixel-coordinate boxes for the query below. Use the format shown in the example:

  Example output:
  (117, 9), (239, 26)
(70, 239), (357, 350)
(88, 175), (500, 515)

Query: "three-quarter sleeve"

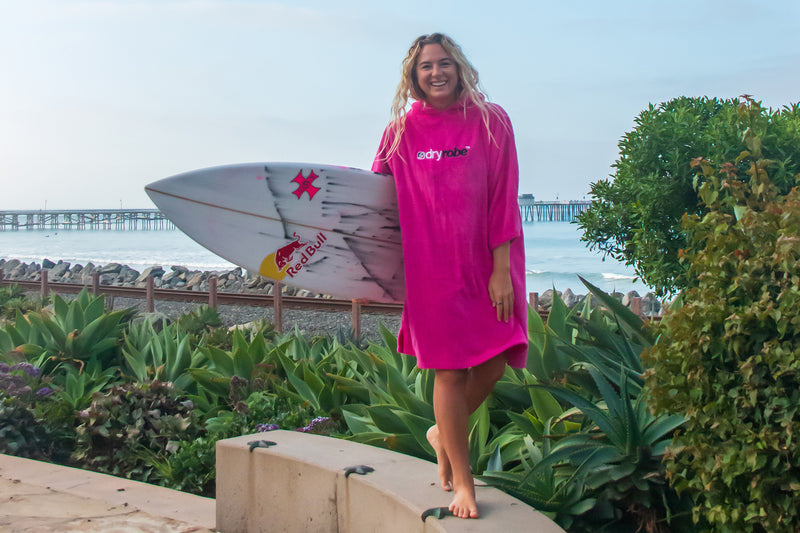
(371, 126), (394, 175)
(486, 105), (522, 250)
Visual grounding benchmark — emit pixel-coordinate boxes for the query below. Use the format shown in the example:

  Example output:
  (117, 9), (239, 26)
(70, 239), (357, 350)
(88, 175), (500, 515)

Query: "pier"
(518, 195), (590, 222)
(0, 198), (590, 230)
(0, 209), (173, 231)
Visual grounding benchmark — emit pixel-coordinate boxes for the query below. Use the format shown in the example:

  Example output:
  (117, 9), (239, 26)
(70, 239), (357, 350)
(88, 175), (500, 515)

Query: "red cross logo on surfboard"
(291, 170), (321, 200)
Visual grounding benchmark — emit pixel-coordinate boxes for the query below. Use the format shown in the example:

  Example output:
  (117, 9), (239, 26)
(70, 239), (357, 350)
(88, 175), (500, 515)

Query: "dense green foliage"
(73, 380), (201, 482)
(644, 146), (800, 531)
(578, 96), (800, 296)
(480, 278), (691, 532)
(0, 285), (690, 530)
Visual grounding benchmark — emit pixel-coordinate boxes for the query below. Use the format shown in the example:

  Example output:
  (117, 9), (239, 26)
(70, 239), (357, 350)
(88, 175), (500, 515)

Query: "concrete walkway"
(0, 454), (215, 533)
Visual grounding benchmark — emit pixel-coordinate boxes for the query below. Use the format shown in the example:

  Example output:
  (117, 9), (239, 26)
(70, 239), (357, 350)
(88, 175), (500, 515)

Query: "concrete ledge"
(0, 453), (215, 530)
(216, 431), (565, 533)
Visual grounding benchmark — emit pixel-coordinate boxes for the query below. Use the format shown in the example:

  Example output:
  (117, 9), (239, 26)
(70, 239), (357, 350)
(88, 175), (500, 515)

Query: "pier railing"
(0, 198), (590, 230)
(518, 197), (590, 222)
(0, 209), (173, 231)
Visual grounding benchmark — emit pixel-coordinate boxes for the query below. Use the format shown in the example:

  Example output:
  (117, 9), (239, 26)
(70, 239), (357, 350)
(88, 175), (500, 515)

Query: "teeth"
(432, 81), (447, 87)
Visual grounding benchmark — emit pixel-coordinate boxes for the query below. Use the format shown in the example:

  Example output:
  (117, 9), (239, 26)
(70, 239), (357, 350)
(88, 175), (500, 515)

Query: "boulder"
(186, 272), (205, 289)
(170, 265), (189, 275)
(42, 258), (56, 269)
(98, 263), (122, 275)
(161, 270), (180, 284)
(641, 293), (661, 316)
(50, 262), (71, 279)
(72, 264), (84, 274)
(9, 264), (27, 279)
(622, 291), (641, 307)
(561, 288), (579, 308)
(83, 263), (97, 276)
(2, 259), (20, 273)
(538, 288), (561, 309)
(226, 267), (243, 280)
(119, 266), (140, 284)
(135, 266), (165, 284)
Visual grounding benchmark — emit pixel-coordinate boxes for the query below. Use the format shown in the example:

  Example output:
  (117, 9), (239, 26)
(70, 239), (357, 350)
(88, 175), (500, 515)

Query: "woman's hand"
(489, 241), (513, 322)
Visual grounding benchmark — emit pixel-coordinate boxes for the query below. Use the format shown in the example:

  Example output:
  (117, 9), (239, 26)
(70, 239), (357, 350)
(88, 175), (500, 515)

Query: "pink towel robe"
(372, 99), (527, 369)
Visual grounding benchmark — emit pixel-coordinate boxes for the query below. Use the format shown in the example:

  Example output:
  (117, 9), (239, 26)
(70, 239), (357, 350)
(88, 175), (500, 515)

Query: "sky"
(1, 0), (798, 210)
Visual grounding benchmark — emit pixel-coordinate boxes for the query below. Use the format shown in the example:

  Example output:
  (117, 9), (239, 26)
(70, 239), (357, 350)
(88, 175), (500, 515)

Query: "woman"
(372, 33), (528, 519)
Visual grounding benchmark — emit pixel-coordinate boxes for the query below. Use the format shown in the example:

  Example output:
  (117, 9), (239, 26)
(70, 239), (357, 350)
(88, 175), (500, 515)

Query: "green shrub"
(0, 284), (40, 320)
(578, 96), (800, 296)
(148, 436), (218, 497)
(481, 281), (691, 532)
(174, 304), (222, 335)
(644, 146), (800, 531)
(73, 380), (201, 482)
(0, 362), (73, 462)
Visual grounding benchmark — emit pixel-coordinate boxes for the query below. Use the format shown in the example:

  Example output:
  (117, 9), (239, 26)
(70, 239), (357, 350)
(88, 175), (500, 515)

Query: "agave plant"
(480, 278), (689, 531)
(0, 284), (40, 321)
(186, 327), (281, 410)
(122, 319), (206, 390)
(1, 289), (134, 376)
(480, 421), (599, 530)
(529, 365), (688, 532)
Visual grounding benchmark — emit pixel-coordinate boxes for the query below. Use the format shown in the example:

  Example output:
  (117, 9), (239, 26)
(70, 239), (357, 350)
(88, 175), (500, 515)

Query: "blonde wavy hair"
(384, 33), (501, 159)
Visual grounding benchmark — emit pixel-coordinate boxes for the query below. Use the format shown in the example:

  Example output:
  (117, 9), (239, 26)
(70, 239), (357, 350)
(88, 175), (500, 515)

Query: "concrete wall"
(216, 430), (566, 533)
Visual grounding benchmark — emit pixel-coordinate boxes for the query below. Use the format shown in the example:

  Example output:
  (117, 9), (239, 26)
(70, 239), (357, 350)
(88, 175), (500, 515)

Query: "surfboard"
(145, 163), (405, 303)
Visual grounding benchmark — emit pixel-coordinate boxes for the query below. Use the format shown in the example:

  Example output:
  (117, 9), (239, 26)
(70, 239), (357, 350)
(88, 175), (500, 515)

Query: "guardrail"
(0, 271), (403, 336)
(1, 271), (655, 336)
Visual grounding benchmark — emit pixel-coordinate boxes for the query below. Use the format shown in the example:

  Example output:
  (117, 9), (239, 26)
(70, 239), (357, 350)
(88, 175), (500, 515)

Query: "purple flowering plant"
(295, 416), (337, 435)
(0, 362), (51, 400)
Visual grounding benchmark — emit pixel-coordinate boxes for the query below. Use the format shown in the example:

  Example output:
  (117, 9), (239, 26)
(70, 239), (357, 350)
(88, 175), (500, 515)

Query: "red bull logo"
(260, 232), (328, 280)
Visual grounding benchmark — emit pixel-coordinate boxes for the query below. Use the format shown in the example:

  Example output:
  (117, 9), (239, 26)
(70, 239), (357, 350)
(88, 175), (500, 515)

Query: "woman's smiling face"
(415, 43), (459, 110)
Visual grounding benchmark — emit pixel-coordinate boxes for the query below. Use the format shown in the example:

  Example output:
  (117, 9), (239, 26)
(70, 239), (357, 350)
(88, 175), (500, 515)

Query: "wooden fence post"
(273, 282), (283, 333)
(208, 276), (218, 309)
(92, 272), (100, 296)
(41, 269), (49, 298)
(351, 299), (364, 339)
(630, 297), (642, 317)
(146, 276), (155, 313)
(529, 292), (539, 312)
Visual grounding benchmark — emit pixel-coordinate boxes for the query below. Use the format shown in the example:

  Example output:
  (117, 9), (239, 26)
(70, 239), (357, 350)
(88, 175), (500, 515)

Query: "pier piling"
(0, 209), (174, 231)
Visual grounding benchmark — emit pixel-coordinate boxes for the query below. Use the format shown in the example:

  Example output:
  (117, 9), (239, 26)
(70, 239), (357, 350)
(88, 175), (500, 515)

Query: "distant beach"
(0, 221), (652, 297)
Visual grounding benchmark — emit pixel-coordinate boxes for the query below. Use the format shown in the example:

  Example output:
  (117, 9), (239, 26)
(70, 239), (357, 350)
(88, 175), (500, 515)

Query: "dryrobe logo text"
(291, 170), (321, 200)
(416, 146), (470, 161)
(259, 232), (328, 281)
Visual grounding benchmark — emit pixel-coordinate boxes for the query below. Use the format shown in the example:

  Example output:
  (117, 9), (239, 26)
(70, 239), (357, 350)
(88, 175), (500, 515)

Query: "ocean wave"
(602, 272), (636, 281)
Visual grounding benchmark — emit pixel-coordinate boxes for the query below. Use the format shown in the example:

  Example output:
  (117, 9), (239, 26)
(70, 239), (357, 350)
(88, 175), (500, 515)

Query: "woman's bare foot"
(449, 483), (480, 519)
(426, 425), (453, 491)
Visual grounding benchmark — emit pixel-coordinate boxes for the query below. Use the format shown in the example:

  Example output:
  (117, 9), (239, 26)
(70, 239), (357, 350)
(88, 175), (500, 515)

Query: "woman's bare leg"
(427, 353), (509, 492)
(433, 368), (478, 518)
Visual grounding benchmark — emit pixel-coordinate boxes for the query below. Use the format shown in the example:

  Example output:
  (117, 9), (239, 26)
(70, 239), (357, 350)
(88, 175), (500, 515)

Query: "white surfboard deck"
(145, 163), (405, 303)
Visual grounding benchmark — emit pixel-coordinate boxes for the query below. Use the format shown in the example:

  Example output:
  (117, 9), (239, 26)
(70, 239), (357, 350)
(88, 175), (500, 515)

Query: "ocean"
(0, 222), (652, 296)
